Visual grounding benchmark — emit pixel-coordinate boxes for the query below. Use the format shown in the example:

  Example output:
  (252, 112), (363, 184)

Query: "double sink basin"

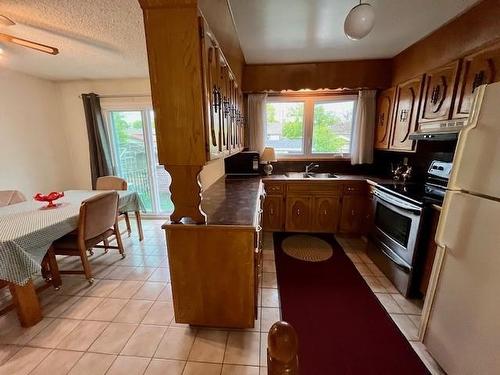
(285, 172), (338, 179)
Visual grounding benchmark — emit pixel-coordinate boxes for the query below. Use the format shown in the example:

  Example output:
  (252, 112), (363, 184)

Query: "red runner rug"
(273, 233), (430, 375)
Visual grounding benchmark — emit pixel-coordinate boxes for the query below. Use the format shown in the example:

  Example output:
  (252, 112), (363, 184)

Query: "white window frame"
(265, 94), (358, 160)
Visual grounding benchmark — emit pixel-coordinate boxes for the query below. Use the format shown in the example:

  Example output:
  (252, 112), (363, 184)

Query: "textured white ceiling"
(0, 0), (482, 80)
(0, 0), (147, 80)
(229, 0), (482, 64)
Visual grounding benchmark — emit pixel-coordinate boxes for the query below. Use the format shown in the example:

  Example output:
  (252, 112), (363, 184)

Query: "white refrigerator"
(420, 82), (500, 374)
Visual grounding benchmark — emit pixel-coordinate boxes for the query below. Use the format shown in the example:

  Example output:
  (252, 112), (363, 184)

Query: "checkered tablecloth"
(0, 190), (143, 286)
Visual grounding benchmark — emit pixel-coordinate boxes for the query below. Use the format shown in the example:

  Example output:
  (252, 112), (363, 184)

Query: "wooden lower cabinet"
(339, 195), (367, 234)
(263, 195), (284, 231)
(285, 196), (312, 232)
(311, 196), (341, 232)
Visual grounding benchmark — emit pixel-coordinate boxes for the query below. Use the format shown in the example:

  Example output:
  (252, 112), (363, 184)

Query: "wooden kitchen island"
(163, 177), (263, 329)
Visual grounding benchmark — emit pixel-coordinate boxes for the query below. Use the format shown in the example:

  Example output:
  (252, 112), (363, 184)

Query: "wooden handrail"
(267, 321), (299, 375)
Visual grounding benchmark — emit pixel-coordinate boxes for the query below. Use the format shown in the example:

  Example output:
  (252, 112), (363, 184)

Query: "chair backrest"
(96, 176), (127, 191)
(79, 192), (119, 241)
(0, 190), (26, 207)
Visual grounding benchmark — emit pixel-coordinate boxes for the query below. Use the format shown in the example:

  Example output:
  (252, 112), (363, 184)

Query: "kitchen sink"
(285, 172), (338, 179)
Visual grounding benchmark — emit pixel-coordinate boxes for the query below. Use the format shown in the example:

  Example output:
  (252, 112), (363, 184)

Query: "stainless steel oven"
(368, 187), (423, 296)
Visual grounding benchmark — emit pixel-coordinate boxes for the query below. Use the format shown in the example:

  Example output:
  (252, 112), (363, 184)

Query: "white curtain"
(247, 93), (268, 154)
(351, 90), (376, 165)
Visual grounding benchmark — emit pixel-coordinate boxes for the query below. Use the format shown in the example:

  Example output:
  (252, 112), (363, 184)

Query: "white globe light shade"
(344, 3), (375, 40)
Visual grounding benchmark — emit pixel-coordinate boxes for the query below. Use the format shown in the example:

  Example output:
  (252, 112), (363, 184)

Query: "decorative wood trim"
(138, 0), (197, 9)
(167, 165), (206, 223)
(267, 321), (299, 375)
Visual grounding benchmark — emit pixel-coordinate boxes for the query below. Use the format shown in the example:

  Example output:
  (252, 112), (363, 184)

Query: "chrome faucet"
(305, 163), (319, 175)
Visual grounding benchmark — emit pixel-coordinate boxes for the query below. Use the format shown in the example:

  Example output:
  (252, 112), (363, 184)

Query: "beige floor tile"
(0, 347), (51, 375)
(114, 299), (154, 324)
(59, 277), (91, 296)
(410, 342), (445, 375)
(261, 289), (280, 308)
(126, 267), (157, 281)
(391, 293), (423, 315)
(224, 332), (260, 366)
(57, 320), (109, 351)
(182, 362), (222, 375)
(259, 366), (267, 375)
(148, 268), (170, 282)
(68, 352), (116, 375)
(145, 359), (185, 375)
(259, 333), (268, 367)
(84, 279), (122, 297)
(133, 282), (166, 300)
(262, 250), (275, 261)
(0, 344), (21, 366)
(262, 261), (276, 273)
(366, 262), (385, 276)
(358, 252), (374, 264)
(108, 280), (144, 299)
(222, 364), (260, 375)
(29, 318), (80, 348)
(142, 301), (174, 325)
(59, 296), (103, 319)
(376, 276), (399, 293)
(374, 293), (404, 314)
(260, 307), (280, 333)
(30, 349), (84, 375)
(121, 325), (167, 357)
(106, 266), (136, 280)
(155, 326), (197, 360)
(408, 314), (421, 328)
(345, 252), (363, 263)
(261, 273), (277, 289)
(353, 263), (374, 276)
(42, 295), (80, 317)
(188, 330), (228, 363)
(362, 276), (387, 293)
(89, 322), (138, 354)
(0, 316), (53, 345)
(157, 284), (173, 301)
(86, 298), (128, 321)
(390, 314), (419, 341)
(106, 355), (150, 375)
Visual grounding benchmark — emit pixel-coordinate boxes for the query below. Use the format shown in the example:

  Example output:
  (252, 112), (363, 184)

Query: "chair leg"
(40, 258), (51, 283)
(114, 223), (126, 259)
(124, 212), (132, 237)
(46, 247), (62, 290)
(79, 246), (94, 284)
(103, 238), (109, 253)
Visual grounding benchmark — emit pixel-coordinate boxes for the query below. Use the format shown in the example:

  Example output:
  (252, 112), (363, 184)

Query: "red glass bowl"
(34, 192), (64, 208)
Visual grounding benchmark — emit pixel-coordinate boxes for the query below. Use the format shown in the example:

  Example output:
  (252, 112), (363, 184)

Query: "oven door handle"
(373, 189), (422, 214)
(379, 242), (411, 273)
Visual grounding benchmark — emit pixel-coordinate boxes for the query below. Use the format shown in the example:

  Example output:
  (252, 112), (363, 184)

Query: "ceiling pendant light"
(344, 1), (375, 40)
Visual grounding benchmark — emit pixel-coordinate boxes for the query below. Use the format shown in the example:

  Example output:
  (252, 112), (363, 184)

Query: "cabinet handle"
(270, 208), (274, 215)
(296, 208), (300, 216)
(323, 210), (327, 215)
(352, 210), (355, 216)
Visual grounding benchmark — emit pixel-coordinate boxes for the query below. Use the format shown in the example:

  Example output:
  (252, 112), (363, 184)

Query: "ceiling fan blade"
(0, 33), (59, 55)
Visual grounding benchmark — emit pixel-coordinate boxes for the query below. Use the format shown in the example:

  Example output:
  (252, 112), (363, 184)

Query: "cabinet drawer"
(343, 182), (368, 195)
(264, 182), (284, 195)
(287, 183), (342, 195)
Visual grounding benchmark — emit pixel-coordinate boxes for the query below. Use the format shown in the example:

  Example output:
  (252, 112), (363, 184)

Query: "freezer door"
(425, 191), (500, 374)
(448, 82), (500, 199)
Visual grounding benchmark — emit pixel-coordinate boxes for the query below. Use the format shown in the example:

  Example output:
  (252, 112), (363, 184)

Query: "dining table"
(0, 190), (144, 327)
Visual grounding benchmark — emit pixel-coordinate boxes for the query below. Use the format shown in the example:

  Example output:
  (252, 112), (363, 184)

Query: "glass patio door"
(106, 109), (172, 215)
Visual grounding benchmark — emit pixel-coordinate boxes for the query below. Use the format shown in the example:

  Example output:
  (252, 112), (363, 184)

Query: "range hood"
(409, 119), (466, 141)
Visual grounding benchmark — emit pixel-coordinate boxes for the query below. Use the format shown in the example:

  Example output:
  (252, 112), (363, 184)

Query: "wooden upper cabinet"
(453, 41), (500, 119)
(390, 76), (424, 152)
(374, 87), (396, 150)
(419, 60), (461, 123)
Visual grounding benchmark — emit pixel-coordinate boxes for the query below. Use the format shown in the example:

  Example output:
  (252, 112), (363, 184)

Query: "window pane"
(265, 102), (305, 155)
(149, 110), (174, 213)
(312, 100), (355, 154)
(109, 111), (153, 212)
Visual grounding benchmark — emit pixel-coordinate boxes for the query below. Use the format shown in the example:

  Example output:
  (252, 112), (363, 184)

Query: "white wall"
(0, 69), (73, 196)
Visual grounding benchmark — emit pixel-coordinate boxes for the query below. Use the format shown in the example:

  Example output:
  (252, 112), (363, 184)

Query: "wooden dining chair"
(0, 190), (26, 207)
(95, 176), (132, 237)
(52, 192), (125, 284)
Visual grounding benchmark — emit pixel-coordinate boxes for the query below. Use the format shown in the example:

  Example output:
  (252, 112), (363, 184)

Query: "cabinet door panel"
(390, 76), (423, 151)
(340, 195), (367, 234)
(312, 196), (341, 233)
(419, 61), (460, 123)
(453, 42), (500, 118)
(285, 196), (312, 232)
(374, 88), (396, 150)
(263, 196), (283, 232)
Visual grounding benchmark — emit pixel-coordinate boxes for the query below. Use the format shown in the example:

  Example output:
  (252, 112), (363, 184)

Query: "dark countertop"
(199, 176), (262, 226)
(263, 174), (400, 185)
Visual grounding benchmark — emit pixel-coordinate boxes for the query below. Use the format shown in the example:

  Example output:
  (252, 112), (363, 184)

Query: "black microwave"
(224, 151), (260, 175)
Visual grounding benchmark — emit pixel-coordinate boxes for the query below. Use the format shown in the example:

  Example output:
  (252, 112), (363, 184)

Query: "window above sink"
(264, 94), (357, 160)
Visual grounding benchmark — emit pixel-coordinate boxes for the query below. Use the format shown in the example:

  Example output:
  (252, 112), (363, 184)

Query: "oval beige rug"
(282, 234), (333, 262)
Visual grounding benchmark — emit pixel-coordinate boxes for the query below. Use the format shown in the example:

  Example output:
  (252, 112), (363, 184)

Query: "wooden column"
(267, 321), (299, 375)
(138, 0), (208, 223)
